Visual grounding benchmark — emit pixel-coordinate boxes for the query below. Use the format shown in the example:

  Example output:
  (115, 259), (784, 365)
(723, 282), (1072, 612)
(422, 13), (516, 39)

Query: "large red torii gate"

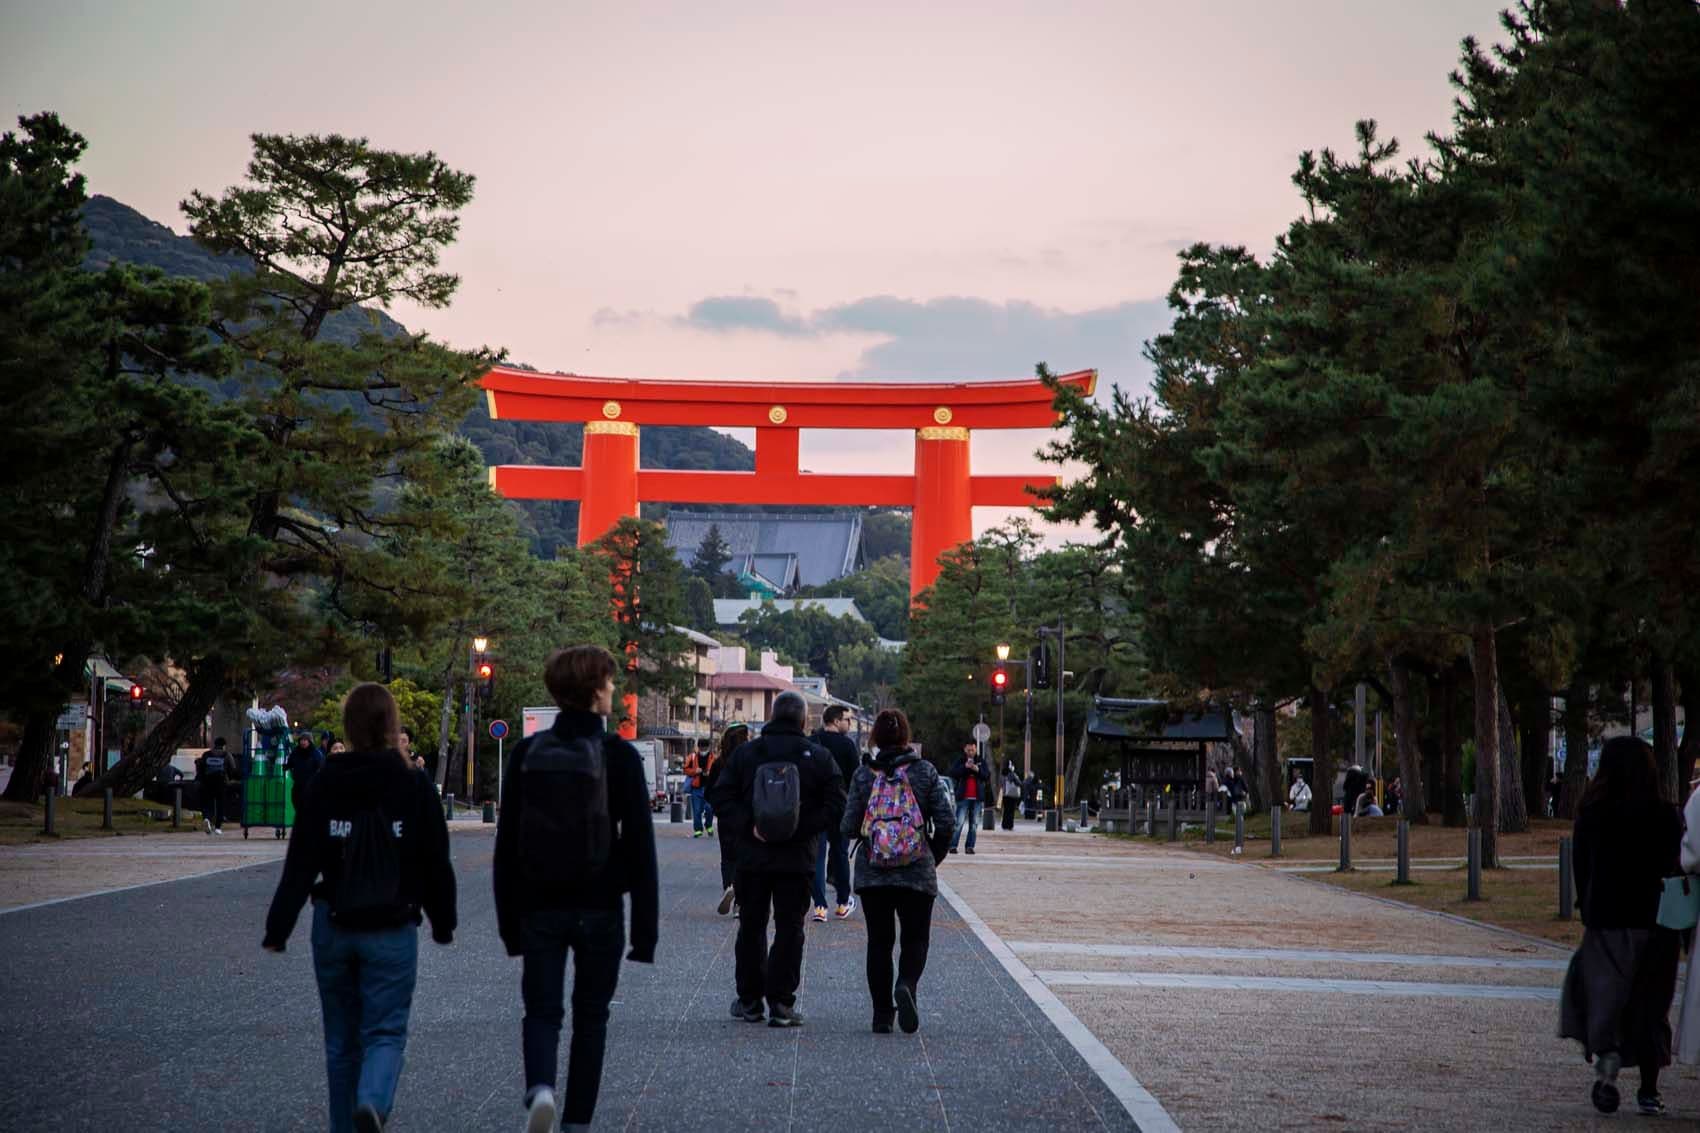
(479, 366), (1097, 596)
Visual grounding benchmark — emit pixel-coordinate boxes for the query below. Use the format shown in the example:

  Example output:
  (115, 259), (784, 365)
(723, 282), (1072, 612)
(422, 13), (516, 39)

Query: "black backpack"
(332, 808), (407, 929)
(204, 752), (227, 775)
(519, 733), (613, 887)
(751, 759), (801, 842)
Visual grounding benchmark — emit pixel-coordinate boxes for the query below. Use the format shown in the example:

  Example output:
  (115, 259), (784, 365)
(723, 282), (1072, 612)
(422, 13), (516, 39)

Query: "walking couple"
(265, 645), (659, 1132)
(709, 696), (953, 1032)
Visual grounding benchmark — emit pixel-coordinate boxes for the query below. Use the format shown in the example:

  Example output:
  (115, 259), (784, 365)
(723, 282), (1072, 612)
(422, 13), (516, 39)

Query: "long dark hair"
(1581, 736), (1661, 809)
(718, 723), (751, 761)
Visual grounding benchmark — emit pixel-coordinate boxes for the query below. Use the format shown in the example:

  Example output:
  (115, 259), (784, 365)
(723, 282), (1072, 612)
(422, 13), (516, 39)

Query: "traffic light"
(1030, 643), (1050, 689)
(129, 684), (144, 702)
(477, 661), (495, 704)
(991, 664), (1009, 706)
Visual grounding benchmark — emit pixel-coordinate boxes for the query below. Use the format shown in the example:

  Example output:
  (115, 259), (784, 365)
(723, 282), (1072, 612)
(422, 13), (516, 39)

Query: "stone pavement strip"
(0, 820), (1151, 1132)
(945, 820), (1700, 1132)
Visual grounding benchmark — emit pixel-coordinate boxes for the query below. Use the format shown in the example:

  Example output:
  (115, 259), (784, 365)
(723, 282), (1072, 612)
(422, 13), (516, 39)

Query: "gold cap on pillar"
(918, 426), (968, 441)
(585, 420), (638, 437)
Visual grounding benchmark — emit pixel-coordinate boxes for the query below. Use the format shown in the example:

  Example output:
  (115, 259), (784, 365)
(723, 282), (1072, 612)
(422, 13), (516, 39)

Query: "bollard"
(1558, 835), (1573, 920)
(1204, 799), (1217, 843)
(1166, 794), (1179, 842)
(102, 788), (113, 831)
(1233, 803), (1245, 855)
(1270, 805), (1282, 858)
(43, 790), (56, 836)
(173, 785), (182, 830)
(985, 803), (996, 832)
(670, 796), (683, 824)
(1466, 828), (1483, 901)
(1146, 799), (1158, 838)
(1337, 813), (1352, 872)
(444, 792), (455, 822)
(482, 801), (496, 824)
(1395, 819), (1411, 885)
(1045, 808), (1060, 832)
(1078, 801), (1089, 830)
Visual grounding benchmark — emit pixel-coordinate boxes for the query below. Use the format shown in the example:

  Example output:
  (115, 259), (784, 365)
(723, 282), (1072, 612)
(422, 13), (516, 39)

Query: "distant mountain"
(81, 195), (756, 554)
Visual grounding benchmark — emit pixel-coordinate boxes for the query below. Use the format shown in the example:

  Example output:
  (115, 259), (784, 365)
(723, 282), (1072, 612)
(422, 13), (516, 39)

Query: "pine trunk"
(1496, 683), (1528, 834)
(2, 711), (60, 802)
(436, 664), (456, 792)
(1388, 658), (1428, 823)
(1309, 687), (1333, 836)
(1557, 678), (1589, 819)
(1255, 704), (1281, 814)
(1517, 687), (1550, 821)
(1469, 626), (1502, 868)
(92, 657), (229, 798)
(1441, 664), (1466, 827)
(1061, 668), (1105, 803)
(1651, 655), (1679, 803)
(1229, 731), (1263, 813)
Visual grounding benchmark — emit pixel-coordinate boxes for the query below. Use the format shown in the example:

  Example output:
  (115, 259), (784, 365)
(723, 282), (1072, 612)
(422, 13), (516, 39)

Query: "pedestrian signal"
(129, 684), (144, 702)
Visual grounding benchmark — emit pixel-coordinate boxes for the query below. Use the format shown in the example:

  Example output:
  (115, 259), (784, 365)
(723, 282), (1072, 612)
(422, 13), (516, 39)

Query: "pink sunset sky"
(5, 0), (1507, 539)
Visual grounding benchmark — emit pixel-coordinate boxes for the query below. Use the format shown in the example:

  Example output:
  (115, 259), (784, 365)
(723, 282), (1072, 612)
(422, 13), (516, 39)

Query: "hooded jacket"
(841, 748), (955, 896)
(263, 750), (456, 948)
(707, 721), (846, 875)
(493, 709), (659, 961)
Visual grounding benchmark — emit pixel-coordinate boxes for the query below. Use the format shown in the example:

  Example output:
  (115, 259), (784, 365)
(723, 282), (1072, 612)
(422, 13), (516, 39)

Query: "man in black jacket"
(810, 704), (860, 920)
(493, 646), (658, 1133)
(947, 742), (991, 854)
(708, 691), (846, 1027)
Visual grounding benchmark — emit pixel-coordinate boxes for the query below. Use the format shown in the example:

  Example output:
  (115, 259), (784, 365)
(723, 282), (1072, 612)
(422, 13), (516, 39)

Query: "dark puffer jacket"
(707, 722), (846, 875)
(841, 748), (955, 897)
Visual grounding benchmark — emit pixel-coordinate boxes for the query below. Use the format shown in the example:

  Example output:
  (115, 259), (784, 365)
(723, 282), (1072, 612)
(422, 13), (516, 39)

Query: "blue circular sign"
(488, 719), (509, 740)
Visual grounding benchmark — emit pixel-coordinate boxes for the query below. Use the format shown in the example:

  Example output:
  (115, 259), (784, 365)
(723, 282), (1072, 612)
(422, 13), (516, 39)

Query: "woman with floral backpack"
(840, 709), (955, 1034)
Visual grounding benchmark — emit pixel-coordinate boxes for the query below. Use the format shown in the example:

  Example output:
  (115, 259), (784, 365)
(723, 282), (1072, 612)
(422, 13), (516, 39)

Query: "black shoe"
(1637, 1091), (1665, 1116)
(895, 983), (920, 1033)
(353, 1102), (383, 1132)
(767, 1003), (804, 1028)
(872, 1016), (894, 1034)
(730, 998), (764, 1023)
(1593, 1080), (1620, 1115)
(965, 847), (975, 855)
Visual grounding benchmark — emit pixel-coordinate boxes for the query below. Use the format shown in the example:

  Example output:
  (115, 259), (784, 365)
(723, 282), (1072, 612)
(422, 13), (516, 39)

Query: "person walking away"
(1340, 764), (1367, 817)
(947, 742), (989, 854)
(1022, 773), (1040, 821)
(495, 646), (658, 1133)
(707, 691), (845, 1027)
(198, 737), (233, 834)
(684, 742), (715, 837)
(999, 761), (1021, 830)
(289, 733), (326, 817)
(1559, 736), (1682, 1116)
(844, 709), (954, 1033)
(810, 704), (861, 921)
(1674, 765), (1700, 1066)
(262, 684), (457, 1133)
(707, 723), (750, 916)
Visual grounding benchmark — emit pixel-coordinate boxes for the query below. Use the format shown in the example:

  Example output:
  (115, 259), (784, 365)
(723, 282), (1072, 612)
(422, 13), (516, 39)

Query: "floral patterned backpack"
(862, 765), (928, 868)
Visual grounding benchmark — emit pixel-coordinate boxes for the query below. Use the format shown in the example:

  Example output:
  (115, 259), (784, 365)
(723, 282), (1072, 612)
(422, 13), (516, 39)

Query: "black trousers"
(734, 869), (810, 1008)
(519, 907), (624, 1125)
(201, 775), (226, 828)
(859, 887), (935, 1018)
(1000, 796), (1018, 829)
(716, 823), (737, 890)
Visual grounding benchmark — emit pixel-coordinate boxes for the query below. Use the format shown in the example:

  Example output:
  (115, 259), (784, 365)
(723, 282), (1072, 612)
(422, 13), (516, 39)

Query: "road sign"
(971, 722), (991, 743)
(488, 719), (509, 740)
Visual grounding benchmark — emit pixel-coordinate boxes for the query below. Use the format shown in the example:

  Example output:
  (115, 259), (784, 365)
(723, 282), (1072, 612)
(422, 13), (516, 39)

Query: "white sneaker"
(214, 827), (223, 836)
(526, 1086), (557, 1133)
(203, 818), (212, 834)
(717, 885), (736, 915)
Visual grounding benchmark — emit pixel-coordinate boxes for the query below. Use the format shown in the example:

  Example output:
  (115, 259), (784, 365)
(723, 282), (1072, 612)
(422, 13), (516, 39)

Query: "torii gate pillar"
(911, 426), (972, 595)
(576, 421), (640, 548)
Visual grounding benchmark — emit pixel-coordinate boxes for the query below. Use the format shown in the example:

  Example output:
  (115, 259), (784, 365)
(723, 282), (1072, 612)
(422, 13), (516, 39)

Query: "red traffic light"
(992, 668), (1008, 689)
(477, 662), (494, 680)
(129, 684), (144, 701)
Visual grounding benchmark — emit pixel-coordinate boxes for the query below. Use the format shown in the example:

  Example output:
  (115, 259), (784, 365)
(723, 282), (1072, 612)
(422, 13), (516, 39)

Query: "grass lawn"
(1307, 863), (1581, 949)
(0, 796), (196, 845)
(1144, 811), (1572, 862)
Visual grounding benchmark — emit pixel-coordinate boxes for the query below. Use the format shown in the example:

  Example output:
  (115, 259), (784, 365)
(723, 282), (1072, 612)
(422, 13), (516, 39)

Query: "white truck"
(522, 708), (667, 811)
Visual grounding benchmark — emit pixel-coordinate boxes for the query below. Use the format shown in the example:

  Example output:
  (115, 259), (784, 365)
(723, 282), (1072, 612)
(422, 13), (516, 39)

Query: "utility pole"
(1039, 622), (1066, 816)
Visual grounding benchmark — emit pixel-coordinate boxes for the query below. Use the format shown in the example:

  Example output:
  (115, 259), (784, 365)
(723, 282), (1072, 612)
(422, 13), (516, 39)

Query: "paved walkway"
(0, 821), (1141, 1131)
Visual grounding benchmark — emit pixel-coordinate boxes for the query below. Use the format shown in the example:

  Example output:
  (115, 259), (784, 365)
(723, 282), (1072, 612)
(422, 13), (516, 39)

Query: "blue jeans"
(310, 902), (418, 1133)
(691, 787), (714, 832)
(520, 907), (625, 1126)
(952, 799), (981, 851)
(811, 828), (850, 908)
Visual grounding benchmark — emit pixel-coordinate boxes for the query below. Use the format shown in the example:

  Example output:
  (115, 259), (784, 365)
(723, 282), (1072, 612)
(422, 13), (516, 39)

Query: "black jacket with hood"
(492, 709), (659, 962)
(263, 750), (456, 949)
(841, 747), (955, 896)
(707, 721), (846, 875)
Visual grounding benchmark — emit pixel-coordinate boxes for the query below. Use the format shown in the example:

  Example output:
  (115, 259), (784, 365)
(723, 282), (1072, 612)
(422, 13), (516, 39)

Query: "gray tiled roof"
(712, 596), (868, 627)
(666, 510), (863, 588)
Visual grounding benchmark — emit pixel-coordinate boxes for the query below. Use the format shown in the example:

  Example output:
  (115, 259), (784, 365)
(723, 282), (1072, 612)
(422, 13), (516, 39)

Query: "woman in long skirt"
(1559, 736), (1682, 1116)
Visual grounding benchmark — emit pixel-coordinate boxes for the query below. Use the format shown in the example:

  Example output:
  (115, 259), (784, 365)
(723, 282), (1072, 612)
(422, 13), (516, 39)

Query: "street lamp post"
(1039, 622), (1066, 822)
(466, 635), (490, 804)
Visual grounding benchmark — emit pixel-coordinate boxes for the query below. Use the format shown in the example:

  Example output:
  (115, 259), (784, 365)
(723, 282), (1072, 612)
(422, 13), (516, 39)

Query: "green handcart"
(242, 749), (297, 839)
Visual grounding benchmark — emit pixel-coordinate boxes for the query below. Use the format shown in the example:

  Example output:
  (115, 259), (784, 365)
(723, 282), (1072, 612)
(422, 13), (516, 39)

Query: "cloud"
(679, 295), (810, 336)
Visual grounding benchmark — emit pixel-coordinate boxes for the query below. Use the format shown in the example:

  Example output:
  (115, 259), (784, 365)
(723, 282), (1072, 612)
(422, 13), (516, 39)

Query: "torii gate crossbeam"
(480, 367), (1096, 597)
